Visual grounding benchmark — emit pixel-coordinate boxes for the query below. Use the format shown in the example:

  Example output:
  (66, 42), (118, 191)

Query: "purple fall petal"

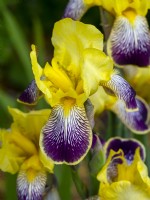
(17, 170), (47, 200)
(40, 104), (92, 164)
(63, 0), (88, 20)
(105, 137), (145, 164)
(111, 97), (150, 134)
(108, 16), (150, 67)
(101, 74), (137, 110)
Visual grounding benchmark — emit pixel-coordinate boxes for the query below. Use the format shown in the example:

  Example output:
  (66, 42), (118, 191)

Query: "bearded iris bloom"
(20, 18), (113, 165)
(104, 0), (150, 67)
(0, 108), (53, 200)
(18, 18), (137, 165)
(64, 0), (150, 67)
(97, 137), (150, 200)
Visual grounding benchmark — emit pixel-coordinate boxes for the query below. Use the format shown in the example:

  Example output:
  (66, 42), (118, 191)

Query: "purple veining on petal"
(101, 74), (137, 110)
(111, 97), (150, 133)
(109, 16), (150, 67)
(106, 138), (145, 164)
(63, 0), (87, 20)
(17, 170), (47, 200)
(18, 80), (42, 105)
(41, 104), (92, 164)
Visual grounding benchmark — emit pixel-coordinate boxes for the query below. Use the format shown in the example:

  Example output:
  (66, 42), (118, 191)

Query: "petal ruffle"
(82, 49), (114, 96)
(8, 107), (51, 141)
(100, 74), (137, 111)
(40, 104), (92, 164)
(52, 18), (103, 79)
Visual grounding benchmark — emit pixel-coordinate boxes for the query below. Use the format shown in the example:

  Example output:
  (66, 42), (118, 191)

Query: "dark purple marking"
(18, 80), (42, 105)
(112, 97), (150, 133)
(106, 138), (145, 163)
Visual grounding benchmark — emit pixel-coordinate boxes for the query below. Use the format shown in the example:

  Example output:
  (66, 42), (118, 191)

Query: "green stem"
(54, 165), (72, 200)
(71, 166), (88, 199)
(5, 173), (17, 200)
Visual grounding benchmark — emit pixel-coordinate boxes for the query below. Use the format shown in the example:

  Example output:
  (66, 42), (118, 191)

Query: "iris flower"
(103, 0), (150, 67)
(64, 0), (150, 67)
(97, 137), (150, 200)
(19, 18), (137, 165)
(0, 108), (53, 200)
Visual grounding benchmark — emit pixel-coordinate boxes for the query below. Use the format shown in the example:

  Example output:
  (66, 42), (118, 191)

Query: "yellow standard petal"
(30, 45), (52, 99)
(0, 129), (26, 174)
(31, 18), (108, 107)
(81, 48), (114, 96)
(8, 107), (51, 142)
(52, 18), (103, 79)
(89, 86), (116, 114)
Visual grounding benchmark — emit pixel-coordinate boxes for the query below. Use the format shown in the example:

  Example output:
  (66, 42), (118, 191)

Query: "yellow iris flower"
(30, 18), (114, 165)
(97, 148), (150, 200)
(0, 108), (53, 199)
(98, 0), (150, 68)
(31, 18), (113, 107)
